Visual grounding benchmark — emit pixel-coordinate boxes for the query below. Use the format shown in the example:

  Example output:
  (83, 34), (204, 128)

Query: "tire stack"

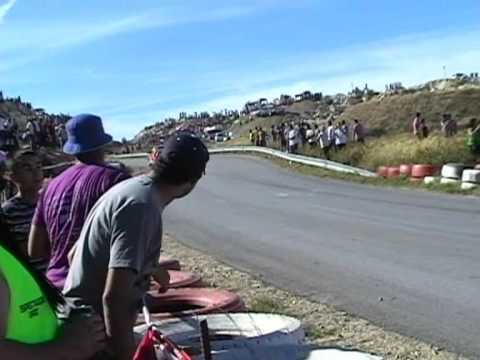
(140, 257), (246, 323)
(410, 164), (439, 183)
(440, 164), (467, 186)
(461, 169), (480, 190)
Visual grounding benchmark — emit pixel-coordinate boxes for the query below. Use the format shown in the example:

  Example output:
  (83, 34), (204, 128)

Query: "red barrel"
(377, 166), (388, 177)
(411, 164), (438, 178)
(387, 167), (401, 178)
(399, 164), (413, 177)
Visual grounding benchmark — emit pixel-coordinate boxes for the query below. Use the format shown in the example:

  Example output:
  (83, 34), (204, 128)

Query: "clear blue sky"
(1, 0), (479, 139)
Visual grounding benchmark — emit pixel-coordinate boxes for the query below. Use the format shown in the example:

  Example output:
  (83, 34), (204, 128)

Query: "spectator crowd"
(0, 113), (210, 359)
(249, 119), (365, 160)
(0, 115), (68, 155)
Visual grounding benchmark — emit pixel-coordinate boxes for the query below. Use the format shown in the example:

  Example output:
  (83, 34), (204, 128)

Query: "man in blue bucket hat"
(28, 114), (130, 290)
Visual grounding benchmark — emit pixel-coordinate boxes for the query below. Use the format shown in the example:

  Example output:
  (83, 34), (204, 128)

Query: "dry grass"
(337, 88), (480, 135)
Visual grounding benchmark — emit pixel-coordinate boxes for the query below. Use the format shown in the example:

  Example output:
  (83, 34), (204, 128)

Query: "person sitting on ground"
(28, 114), (130, 290)
(334, 123), (348, 150)
(352, 119), (365, 143)
(467, 118), (480, 157)
(0, 238), (106, 360)
(412, 112), (421, 138)
(63, 132), (209, 360)
(2, 151), (43, 257)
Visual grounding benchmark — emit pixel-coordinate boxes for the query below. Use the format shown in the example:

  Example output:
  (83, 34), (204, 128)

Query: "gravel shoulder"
(163, 234), (468, 360)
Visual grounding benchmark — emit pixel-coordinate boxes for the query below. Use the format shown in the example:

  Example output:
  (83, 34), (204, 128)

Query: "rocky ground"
(163, 234), (468, 360)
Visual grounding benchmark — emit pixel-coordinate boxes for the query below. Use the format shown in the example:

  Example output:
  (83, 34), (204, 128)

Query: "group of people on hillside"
(410, 112), (480, 157)
(0, 114), (209, 359)
(0, 116), (67, 155)
(249, 127), (267, 147)
(412, 112), (459, 140)
(257, 119), (365, 160)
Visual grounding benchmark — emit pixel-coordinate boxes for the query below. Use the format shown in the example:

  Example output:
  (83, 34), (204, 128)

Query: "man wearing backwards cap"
(63, 132), (209, 360)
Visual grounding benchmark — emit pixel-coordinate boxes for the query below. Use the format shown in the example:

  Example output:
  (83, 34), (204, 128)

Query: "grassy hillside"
(337, 88), (480, 135)
(230, 88), (480, 140)
(226, 89), (480, 170)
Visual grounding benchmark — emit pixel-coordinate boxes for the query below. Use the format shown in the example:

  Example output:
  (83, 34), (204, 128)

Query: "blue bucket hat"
(63, 114), (113, 155)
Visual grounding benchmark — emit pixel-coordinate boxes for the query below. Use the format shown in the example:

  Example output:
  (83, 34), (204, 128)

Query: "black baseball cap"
(159, 132), (209, 181)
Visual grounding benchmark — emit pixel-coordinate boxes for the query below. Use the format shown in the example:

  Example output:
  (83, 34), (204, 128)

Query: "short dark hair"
(8, 150), (38, 173)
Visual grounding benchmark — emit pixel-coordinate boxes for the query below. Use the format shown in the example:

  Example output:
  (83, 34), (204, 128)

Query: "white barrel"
(441, 164), (465, 180)
(440, 177), (460, 185)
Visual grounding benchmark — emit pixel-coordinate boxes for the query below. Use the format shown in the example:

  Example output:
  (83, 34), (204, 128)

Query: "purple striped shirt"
(33, 163), (129, 289)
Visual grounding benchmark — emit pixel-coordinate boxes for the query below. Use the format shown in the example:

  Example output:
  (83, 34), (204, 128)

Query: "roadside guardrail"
(112, 146), (377, 177)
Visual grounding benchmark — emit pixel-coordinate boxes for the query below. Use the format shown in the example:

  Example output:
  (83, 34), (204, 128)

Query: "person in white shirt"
(334, 123), (348, 150)
(288, 125), (297, 154)
(317, 125), (330, 160)
(326, 120), (336, 151)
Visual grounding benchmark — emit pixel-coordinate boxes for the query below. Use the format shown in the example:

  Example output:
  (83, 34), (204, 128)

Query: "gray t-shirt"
(63, 175), (164, 314)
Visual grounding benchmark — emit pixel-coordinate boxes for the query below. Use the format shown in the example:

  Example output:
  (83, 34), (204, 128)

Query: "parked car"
(215, 132), (228, 142)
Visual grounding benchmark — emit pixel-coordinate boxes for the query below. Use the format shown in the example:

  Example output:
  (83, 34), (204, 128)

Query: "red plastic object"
(151, 271), (203, 291)
(138, 288), (245, 323)
(134, 327), (192, 360)
(158, 256), (181, 271)
(411, 164), (438, 178)
(377, 166), (388, 177)
(387, 167), (401, 177)
(399, 164), (413, 177)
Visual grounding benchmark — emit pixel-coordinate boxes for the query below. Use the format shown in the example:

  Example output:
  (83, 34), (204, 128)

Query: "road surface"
(122, 155), (480, 357)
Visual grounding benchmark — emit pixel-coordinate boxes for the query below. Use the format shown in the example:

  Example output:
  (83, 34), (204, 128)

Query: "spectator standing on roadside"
(441, 113), (457, 138)
(281, 124), (288, 152)
(271, 125), (278, 143)
(26, 118), (40, 150)
(352, 119), (365, 143)
(317, 125), (330, 160)
(0, 238), (107, 360)
(340, 120), (349, 140)
(249, 129), (255, 145)
(467, 118), (480, 157)
(28, 114), (130, 290)
(287, 125), (296, 153)
(2, 151), (43, 257)
(419, 118), (429, 139)
(0, 152), (16, 204)
(334, 123), (348, 150)
(327, 120), (336, 151)
(55, 121), (67, 148)
(306, 125), (315, 147)
(412, 112), (421, 138)
(63, 133), (209, 360)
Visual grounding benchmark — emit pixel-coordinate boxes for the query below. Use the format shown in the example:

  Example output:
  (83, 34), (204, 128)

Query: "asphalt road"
(121, 155), (480, 357)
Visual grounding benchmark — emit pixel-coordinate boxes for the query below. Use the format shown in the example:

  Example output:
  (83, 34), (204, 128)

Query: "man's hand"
(151, 267), (170, 292)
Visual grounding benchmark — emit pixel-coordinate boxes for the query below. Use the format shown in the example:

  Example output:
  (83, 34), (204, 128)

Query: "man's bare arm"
(28, 224), (50, 261)
(102, 268), (139, 360)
